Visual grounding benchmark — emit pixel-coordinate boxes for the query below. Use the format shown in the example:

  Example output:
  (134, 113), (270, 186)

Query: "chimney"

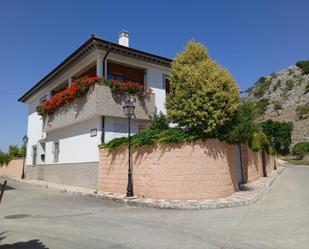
(118, 30), (129, 47)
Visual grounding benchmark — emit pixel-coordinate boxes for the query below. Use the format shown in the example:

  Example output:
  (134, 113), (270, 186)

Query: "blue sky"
(0, 0), (308, 151)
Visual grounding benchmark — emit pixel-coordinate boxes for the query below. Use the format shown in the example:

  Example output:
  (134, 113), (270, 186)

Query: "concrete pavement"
(1, 165), (308, 249)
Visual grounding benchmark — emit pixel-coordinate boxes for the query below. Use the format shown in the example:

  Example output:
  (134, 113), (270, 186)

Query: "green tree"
(295, 104), (309, 120)
(8, 145), (26, 158)
(296, 60), (309, 75)
(0, 150), (12, 166)
(255, 98), (269, 119)
(292, 142), (309, 159)
(166, 41), (240, 134)
(272, 100), (283, 116)
(218, 100), (258, 144)
(260, 120), (293, 155)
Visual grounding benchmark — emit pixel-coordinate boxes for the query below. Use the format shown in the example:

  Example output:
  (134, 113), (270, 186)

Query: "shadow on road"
(0, 183), (15, 191)
(0, 232), (48, 249)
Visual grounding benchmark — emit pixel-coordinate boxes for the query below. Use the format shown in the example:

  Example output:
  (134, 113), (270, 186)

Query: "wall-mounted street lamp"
(21, 135), (28, 179)
(123, 99), (135, 197)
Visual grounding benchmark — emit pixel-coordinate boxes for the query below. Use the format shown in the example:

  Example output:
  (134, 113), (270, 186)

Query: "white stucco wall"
(44, 117), (102, 164)
(26, 99), (45, 165)
(146, 68), (168, 114)
(104, 116), (149, 142)
(24, 48), (170, 165)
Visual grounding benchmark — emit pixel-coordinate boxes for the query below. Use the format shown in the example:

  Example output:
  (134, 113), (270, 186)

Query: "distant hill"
(247, 61), (309, 144)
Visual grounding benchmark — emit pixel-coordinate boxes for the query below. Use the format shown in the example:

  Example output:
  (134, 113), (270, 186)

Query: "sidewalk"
(13, 166), (284, 210)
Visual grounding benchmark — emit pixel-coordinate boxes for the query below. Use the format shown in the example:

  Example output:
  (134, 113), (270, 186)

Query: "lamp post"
(123, 99), (135, 197)
(21, 135), (28, 179)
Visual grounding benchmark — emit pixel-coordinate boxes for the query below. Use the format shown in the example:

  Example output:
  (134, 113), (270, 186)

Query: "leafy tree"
(305, 82), (309, 94)
(296, 60), (309, 75)
(272, 100), (283, 116)
(292, 142), (309, 159)
(0, 151), (12, 166)
(255, 98), (269, 119)
(286, 79), (294, 91)
(147, 113), (169, 131)
(218, 101), (258, 144)
(166, 41), (240, 134)
(251, 76), (272, 98)
(8, 145), (26, 158)
(260, 120), (293, 155)
(295, 104), (309, 120)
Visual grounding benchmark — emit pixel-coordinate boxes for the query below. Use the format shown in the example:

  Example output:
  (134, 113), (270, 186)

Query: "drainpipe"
(101, 116), (105, 144)
(102, 44), (112, 78)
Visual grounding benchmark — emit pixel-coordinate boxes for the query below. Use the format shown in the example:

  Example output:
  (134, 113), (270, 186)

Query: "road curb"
(5, 167), (285, 210)
(77, 167), (285, 210)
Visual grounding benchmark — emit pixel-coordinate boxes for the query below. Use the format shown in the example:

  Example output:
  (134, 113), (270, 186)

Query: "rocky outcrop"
(247, 63), (309, 143)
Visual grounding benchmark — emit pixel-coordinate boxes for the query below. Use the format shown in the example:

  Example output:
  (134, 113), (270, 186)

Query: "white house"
(19, 31), (171, 189)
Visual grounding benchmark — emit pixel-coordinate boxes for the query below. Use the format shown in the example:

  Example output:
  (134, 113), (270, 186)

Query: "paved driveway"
(0, 165), (308, 249)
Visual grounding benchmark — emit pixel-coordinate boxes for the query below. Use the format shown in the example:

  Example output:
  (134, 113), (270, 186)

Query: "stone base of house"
(26, 162), (99, 190)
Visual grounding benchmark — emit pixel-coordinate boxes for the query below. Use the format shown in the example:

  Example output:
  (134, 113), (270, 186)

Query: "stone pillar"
(96, 54), (104, 78)
(68, 76), (73, 86)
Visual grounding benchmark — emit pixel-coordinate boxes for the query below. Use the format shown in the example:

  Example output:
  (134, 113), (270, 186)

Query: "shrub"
(166, 41), (240, 134)
(104, 136), (128, 150)
(0, 151), (12, 166)
(295, 104), (309, 119)
(218, 101), (258, 145)
(105, 107), (274, 153)
(272, 79), (281, 92)
(292, 142), (309, 159)
(8, 145), (26, 158)
(272, 100), (283, 115)
(254, 77), (271, 98)
(305, 82), (309, 94)
(248, 132), (269, 152)
(286, 79), (294, 91)
(260, 120), (293, 155)
(255, 98), (269, 117)
(296, 60), (309, 75)
(147, 113), (169, 131)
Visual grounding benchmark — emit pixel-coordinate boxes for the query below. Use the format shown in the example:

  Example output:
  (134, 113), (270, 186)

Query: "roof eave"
(18, 36), (172, 103)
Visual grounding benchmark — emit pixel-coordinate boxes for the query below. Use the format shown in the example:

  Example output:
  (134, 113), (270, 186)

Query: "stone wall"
(99, 140), (238, 200)
(0, 158), (24, 179)
(26, 162), (99, 190)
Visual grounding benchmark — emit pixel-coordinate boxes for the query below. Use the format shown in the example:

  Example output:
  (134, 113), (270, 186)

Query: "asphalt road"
(0, 165), (308, 249)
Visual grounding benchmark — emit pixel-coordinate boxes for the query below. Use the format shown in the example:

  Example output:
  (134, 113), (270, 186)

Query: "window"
(32, 146), (37, 165)
(39, 95), (47, 104)
(51, 82), (68, 97)
(53, 141), (60, 163)
(107, 62), (144, 83)
(113, 123), (127, 133)
(163, 75), (170, 95)
(40, 142), (45, 163)
(107, 73), (125, 81)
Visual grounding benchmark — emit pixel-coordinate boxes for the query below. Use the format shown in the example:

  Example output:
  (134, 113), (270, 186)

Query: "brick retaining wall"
(99, 139), (239, 200)
(241, 143), (277, 183)
(0, 158), (24, 179)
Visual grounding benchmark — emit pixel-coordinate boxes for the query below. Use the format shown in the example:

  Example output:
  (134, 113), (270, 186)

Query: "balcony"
(43, 84), (156, 132)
